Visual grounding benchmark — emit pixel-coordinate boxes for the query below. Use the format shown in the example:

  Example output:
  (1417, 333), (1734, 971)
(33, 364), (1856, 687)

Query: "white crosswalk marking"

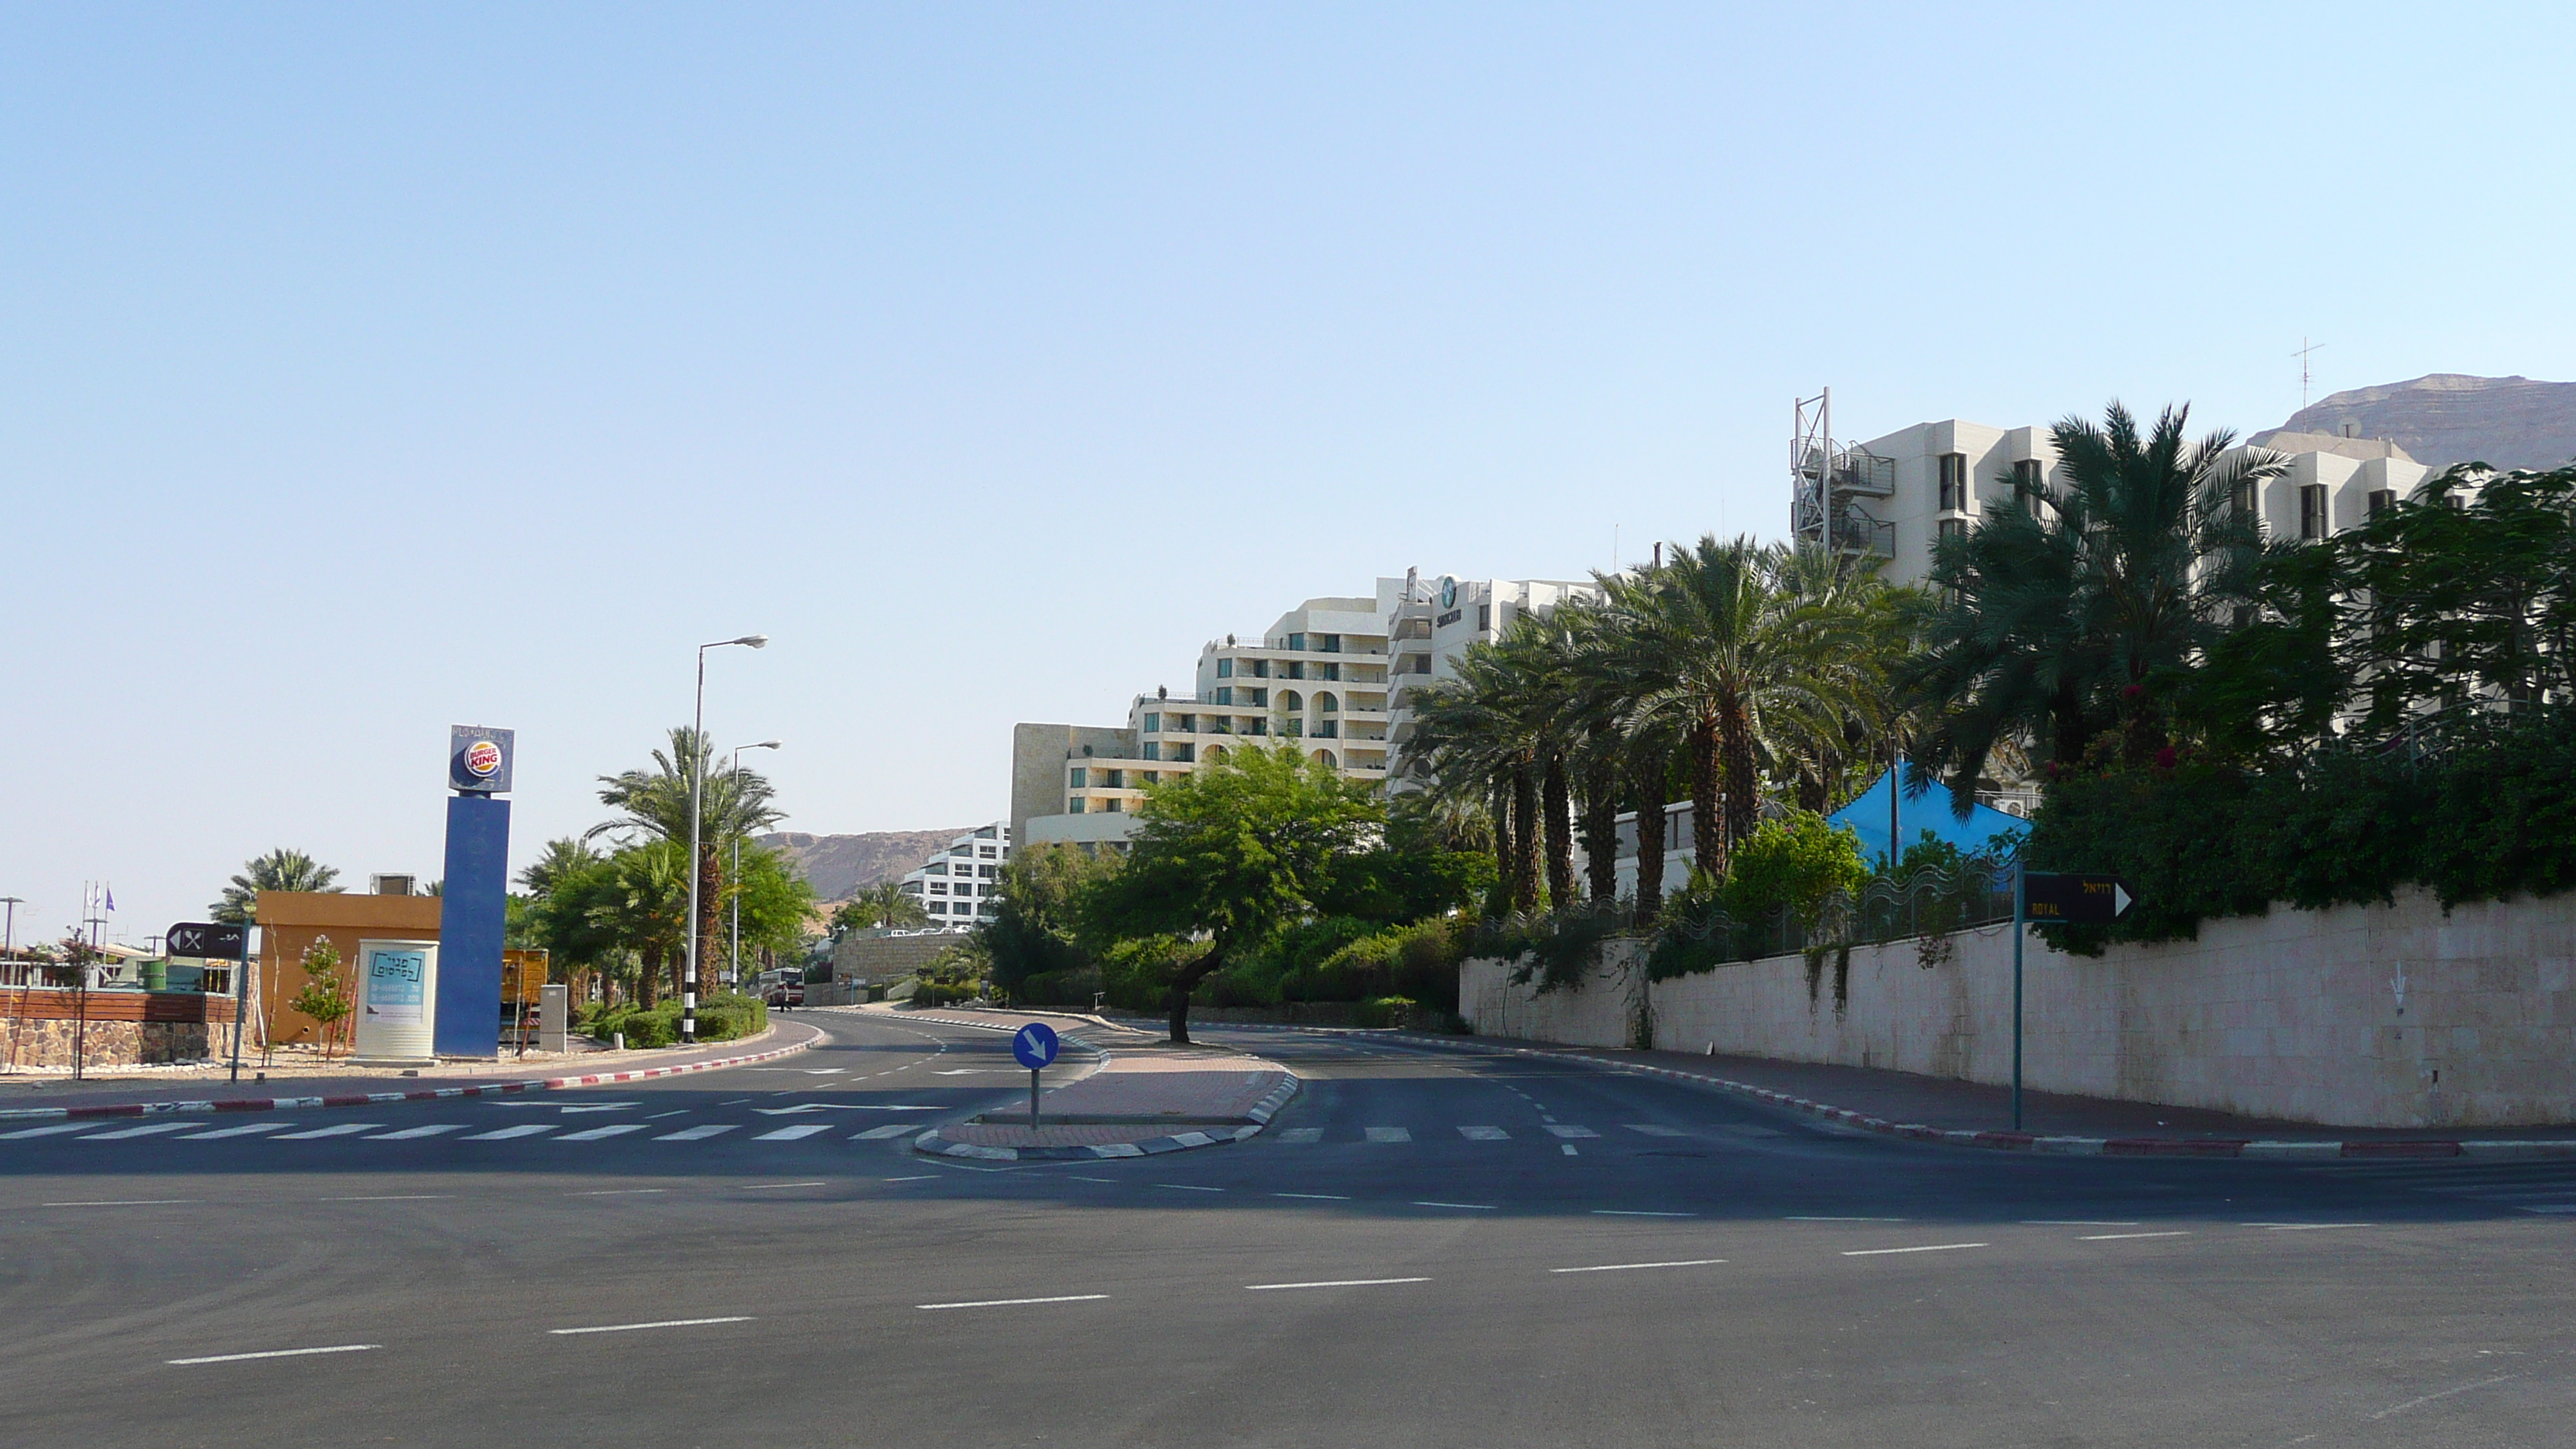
(1458, 1126), (1509, 1141)
(656, 1125), (741, 1142)
(851, 1125), (914, 1140)
(1364, 1126), (1411, 1143)
(174, 1122), (292, 1140)
(752, 1124), (833, 1142)
(81, 1122), (193, 1141)
(460, 1124), (557, 1141)
(1625, 1124), (1685, 1137)
(557, 1124), (649, 1142)
(275, 1123), (382, 1140)
(0, 1122), (106, 1139)
(1545, 1125), (1601, 1139)
(1275, 1128), (1322, 1143)
(368, 1125), (467, 1140)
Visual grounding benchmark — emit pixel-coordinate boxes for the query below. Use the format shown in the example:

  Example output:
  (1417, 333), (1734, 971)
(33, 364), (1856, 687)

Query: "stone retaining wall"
(1461, 886), (2576, 1129)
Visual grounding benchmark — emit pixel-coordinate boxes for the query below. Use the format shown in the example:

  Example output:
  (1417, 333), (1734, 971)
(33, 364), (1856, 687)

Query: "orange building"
(253, 890), (443, 1053)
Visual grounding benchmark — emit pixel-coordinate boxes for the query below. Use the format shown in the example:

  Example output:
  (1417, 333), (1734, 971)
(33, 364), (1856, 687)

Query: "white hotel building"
(892, 822), (1011, 930)
(1012, 573), (1598, 851)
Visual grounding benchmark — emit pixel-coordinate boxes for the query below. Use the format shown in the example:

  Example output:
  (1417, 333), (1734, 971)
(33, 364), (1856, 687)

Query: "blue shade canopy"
(1826, 763), (2026, 867)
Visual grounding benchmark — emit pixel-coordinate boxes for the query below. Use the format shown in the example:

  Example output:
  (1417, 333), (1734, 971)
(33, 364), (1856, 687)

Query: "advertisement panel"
(353, 939), (440, 1064)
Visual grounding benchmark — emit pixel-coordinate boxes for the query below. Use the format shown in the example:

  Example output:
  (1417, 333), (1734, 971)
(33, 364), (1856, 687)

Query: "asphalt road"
(4, 1009), (2571, 1448)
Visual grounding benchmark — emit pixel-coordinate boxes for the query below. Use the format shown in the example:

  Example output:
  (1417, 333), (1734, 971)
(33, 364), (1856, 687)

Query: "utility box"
(538, 983), (568, 1054)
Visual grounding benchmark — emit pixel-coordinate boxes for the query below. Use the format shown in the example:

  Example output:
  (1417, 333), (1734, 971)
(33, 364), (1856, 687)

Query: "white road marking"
(752, 1124), (833, 1141)
(2081, 1231), (2191, 1242)
(883, 1175), (934, 1182)
(1624, 1124), (1686, 1137)
(645, 1110), (690, 1119)
(1070, 1175), (1116, 1183)
(557, 1124), (649, 1142)
(2365, 1373), (2518, 1421)
(2244, 1222), (2373, 1231)
(1412, 1201), (1496, 1210)
(1786, 1215), (1907, 1222)
(736, 1181), (827, 1190)
(1157, 1184), (1225, 1192)
(170, 1344), (378, 1365)
(2022, 1219), (2138, 1226)
(0, 1123), (97, 1139)
(1364, 1126), (1411, 1142)
(549, 1316), (755, 1335)
(851, 1125), (913, 1140)
(1561, 1145), (1578, 1156)
(460, 1125), (557, 1141)
(1273, 1192), (1351, 1201)
(368, 1125), (466, 1140)
(569, 1188), (666, 1196)
(81, 1122), (194, 1140)
(1552, 1259), (1726, 1274)
(1545, 1125), (1601, 1139)
(654, 1125), (740, 1141)
(273, 1123), (382, 1140)
(1276, 1128), (1322, 1143)
(174, 1122), (291, 1140)
(43, 1198), (198, 1207)
(1592, 1209), (1693, 1218)
(1458, 1125), (1509, 1140)
(1842, 1242), (1989, 1256)
(322, 1194), (453, 1201)
(917, 1295), (1108, 1310)
(1246, 1278), (1430, 1291)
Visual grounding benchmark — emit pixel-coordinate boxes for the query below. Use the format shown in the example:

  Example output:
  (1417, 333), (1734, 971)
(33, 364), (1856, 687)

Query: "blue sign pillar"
(433, 793), (511, 1058)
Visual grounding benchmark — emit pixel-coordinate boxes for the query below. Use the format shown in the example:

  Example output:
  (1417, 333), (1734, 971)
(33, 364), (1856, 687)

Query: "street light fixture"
(687, 635), (769, 1048)
(729, 740), (783, 989)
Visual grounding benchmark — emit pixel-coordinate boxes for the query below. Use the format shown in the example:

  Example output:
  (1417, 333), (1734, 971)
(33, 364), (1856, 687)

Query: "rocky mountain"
(2262, 374), (2576, 474)
(755, 829), (967, 903)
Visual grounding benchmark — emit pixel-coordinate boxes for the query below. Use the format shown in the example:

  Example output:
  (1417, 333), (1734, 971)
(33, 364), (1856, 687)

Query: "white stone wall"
(1459, 886), (2576, 1129)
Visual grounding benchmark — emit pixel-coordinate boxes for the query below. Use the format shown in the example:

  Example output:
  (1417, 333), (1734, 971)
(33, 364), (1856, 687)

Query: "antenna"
(2293, 337), (2325, 410)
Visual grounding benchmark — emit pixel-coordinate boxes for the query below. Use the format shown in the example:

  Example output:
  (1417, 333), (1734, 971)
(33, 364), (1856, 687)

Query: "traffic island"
(911, 1050), (1300, 1163)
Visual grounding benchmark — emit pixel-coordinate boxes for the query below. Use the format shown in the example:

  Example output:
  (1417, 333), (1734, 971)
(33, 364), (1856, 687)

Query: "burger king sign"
(448, 724), (516, 793)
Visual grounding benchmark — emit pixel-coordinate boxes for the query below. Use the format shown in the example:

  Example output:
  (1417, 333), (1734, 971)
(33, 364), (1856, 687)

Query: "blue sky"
(7, 4), (2572, 942)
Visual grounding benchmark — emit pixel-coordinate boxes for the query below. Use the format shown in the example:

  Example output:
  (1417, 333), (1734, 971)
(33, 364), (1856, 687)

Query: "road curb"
(0, 1023), (821, 1122)
(909, 1070), (1303, 1163)
(1265, 1026), (2576, 1164)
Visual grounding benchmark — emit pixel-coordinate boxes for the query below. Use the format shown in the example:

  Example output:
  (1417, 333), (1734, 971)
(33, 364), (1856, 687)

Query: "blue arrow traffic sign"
(1012, 1022), (1060, 1071)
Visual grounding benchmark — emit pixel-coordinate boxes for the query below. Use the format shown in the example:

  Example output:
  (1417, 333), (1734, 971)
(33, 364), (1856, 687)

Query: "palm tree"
(591, 728), (786, 998)
(833, 881), (929, 934)
(587, 841), (690, 1009)
(211, 848), (342, 923)
(518, 838), (605, 897)
(1903, 402), (2280, 807)
(1591, 536), (1871, 879)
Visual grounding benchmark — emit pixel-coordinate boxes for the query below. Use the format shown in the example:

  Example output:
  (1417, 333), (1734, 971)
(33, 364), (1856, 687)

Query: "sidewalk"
(883, 1005), (1299, 1161)
(1376, 1032), (2576, 1159)
(0, 1022), (820, 1119)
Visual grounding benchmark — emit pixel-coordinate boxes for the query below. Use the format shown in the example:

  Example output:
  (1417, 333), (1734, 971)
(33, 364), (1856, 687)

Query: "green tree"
(286, 936), (355, 1057)
(978, 844), (1122, 997)
(1720, 812), (1871, 933)
(211, 848), (342, 924)
(1087, 742), (1379, 1043)
(586, 841), (691, 1009)
(725, 842), (817, 969)
(831, 881), (929, 935)
(591, 728), (786, 1000)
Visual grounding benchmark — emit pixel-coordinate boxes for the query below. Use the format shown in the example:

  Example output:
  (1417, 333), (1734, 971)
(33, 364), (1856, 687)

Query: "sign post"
(169, 921), (252, 1083)
(1012, 1022), (1060, 1129)
(2009, 870), (2137, 1131)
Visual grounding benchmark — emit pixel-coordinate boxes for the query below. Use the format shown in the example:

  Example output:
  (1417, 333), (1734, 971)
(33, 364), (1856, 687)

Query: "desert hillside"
(757, 829), (967, 903)
(2262, 373), (2576, 473)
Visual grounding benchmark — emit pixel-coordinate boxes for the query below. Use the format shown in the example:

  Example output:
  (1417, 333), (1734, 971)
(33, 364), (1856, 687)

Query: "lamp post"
(0, 897), (21, 957)
(687, 635), (769, 1048)
(729, 741), (783, 989)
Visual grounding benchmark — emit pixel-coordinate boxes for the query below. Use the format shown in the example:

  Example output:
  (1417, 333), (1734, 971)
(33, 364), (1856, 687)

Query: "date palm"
(211, 848), (342, 924)
(591, 728), (786, 998)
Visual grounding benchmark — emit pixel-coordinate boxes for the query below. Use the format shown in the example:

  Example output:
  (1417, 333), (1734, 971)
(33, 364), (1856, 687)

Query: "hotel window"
(1142, 713), (1159, 733)
(979, 846), (997, 858)
(929, 882), (947, 894)
(1938, 453), (1968, 512)
(1068, 767), (1086, 788)
(1104, 797), (1122, 813)
(1937, 519), (1967, 546)
(2369, 488), (2396, 518)
(1245, 688), (1267, 707)
(1212, 687), (1231, 706)
(1215, 658), (1233, 678)
(1068, 798), (1084, 814)
(2012, 459), (2043, 512)
(2300, 484), (2329, 540)
(1320, 634), (1341, 653)
(927, 900), (947, 913)
(1286, 632), (1307, 650)
(1142, 742), (1160, 761)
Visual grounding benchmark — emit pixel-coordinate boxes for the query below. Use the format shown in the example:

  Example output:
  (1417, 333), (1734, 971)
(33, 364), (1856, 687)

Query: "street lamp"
(729, 740), (783, 989)
(0, 897), (21, 958)
(687, 635), (768, 1048)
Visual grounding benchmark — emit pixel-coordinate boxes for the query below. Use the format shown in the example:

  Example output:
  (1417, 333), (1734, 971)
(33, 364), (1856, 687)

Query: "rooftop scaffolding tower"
(1790, 389), (1895, 560)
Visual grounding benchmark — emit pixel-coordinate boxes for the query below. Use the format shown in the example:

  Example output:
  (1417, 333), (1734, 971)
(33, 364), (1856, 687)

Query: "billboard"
(448, 725), (516, 794)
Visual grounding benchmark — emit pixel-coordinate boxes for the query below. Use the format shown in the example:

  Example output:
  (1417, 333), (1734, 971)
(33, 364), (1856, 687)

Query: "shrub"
(1353, 995), (1416, 1029)
(1722, 812), (1869, 931)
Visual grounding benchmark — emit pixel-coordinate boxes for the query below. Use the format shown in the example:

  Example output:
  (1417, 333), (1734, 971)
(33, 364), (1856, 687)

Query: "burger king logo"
(464, 739), (504, 778)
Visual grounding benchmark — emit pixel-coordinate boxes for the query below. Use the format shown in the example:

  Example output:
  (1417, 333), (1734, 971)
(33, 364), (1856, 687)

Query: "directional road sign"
(1012, 1022), (1061, 1071)
(166, 921), (248, 961)
(2022, 872), (2136, 926)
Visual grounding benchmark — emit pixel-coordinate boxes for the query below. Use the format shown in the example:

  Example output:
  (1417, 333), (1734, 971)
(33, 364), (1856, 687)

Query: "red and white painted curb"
(0, 1023), (820, 1122)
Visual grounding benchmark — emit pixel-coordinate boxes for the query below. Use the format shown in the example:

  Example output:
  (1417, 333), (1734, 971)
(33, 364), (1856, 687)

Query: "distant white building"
(1012, 573), (1599, 850)
(1790, 392), (2438, 589)
(893, 822), (1011, 930)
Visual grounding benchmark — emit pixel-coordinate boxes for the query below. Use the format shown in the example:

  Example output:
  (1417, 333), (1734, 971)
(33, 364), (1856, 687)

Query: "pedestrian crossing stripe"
(654, 1124), (741, 1141)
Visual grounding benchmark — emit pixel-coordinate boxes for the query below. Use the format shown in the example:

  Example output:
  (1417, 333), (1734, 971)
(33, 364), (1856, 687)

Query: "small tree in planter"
(287, 936), (355, 1058)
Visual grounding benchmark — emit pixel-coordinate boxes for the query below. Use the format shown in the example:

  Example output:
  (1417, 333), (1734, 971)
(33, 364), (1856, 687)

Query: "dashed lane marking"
(273, 1123), (382, 1140)
(752, 1124), (833, 1142)
(1545, 1125), (1601, 1139)
(368, 1125), (467, 1140)
(174, 1122), (291, 1140)
(851, 1125), (913, 1140)
(1364, 1127), (1411, 1143)
(80, 1122), (193, 1141)
(556, 1124), (650, 1142)
(0, 1123), (94, 1140)
(170, 1345), (378, 1365)
(917, 1295), (1108, 1310)
(550, 1317), (755, 1335)
(1412, 1201), (1497, 1211)
(1552, 1259), (1725, 1274)
(1276, 1128), (1323, 1143)
(1593, 1209), (1692, 1218)
(2081, 1231), (2191, 1241)
(1273, 1192), (1351, 1201)
(1624, 1124), (1686, 1137)
(43, 1198), (197, 1208)
(1843, 1242), (1989, 1256)
(653, 1125), (741, 1141)
(1458, 1125), (1509, 1140)
(1245, 1278), (1430, 1292)
(460, 1125), (557, 1141)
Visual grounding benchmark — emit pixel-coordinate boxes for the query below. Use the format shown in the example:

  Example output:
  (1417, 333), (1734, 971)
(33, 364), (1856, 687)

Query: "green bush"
(1471, 906), (1625, 994)
(1353, 995), (1416, 1029)
(1723, 812), (1869, 930)
(584, 992), (768, 1048)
